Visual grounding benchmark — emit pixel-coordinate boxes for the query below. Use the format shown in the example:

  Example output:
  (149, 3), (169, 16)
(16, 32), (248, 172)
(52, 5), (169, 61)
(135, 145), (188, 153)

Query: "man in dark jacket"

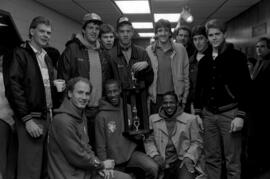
(194, 19), (251, 179)
(58, 12), (114, 148)
(107, 16), (153, 90)
(48, 77), (131, 179)
(4, 16), (56, 179)
(185, 25), (210, 113)
(95, 80), (159, 179)
(248, 37), (270, 178)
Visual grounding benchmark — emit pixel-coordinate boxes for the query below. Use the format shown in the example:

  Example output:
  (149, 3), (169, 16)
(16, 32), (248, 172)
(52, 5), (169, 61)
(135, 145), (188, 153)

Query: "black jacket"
(58, 37), (113, 84)
(108, 43), (154, 89)
(4, 42), (56, 123)
(194, 43), (251, 119)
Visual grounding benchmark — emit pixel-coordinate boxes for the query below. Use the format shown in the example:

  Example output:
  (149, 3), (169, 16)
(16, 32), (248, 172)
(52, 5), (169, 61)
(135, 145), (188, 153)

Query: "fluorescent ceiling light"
(138, 32), (155, 37)
(154, 13), (180, 22)
(115, 0), (150, 14)
(132, 22), (153, 29)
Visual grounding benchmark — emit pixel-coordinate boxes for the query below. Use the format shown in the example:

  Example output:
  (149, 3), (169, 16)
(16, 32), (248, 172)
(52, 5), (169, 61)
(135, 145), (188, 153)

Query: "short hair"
(174, 25), (191, 37)
(104, 79), (121, 91)
(257, 37), (270, 49)
(29, 16), (51, 38)
(99, 24), (115, 38)
(191, 25), (207, 38)
(66, 77), (92, 97)
(205, 19), (227, 34)
(154, 19), (172, 35)
(162, 91), (178, 103)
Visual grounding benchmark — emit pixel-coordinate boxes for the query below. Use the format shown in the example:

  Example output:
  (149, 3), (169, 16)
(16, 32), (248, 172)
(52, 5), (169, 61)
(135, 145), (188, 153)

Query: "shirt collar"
(29, 42), (47, 56)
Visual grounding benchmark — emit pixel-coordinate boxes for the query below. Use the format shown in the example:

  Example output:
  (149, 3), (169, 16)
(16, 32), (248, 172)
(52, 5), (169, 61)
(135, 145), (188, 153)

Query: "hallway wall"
(226, 0), (270, 58)
(0, 0), (81, 52)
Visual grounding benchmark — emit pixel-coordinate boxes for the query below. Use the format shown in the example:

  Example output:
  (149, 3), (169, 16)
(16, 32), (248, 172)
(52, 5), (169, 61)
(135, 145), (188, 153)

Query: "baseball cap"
(82, 13), (103, 26)
(116, 16), (132, 29)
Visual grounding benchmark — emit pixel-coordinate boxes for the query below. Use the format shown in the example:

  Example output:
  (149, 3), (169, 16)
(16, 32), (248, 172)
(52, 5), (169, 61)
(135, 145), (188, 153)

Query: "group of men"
(0, 9), (270, 179)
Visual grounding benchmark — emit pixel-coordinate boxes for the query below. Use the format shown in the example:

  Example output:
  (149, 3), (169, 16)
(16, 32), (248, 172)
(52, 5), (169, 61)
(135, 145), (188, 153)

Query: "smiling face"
(156, 27), (171, 44)
(83, 22), (100, 44)
(68, 81), (91, 109)
(105, 82), (121, 107)
(30, 23), (51, 49)
(162, 94), (177, 116)
(207, 28), (225, 49)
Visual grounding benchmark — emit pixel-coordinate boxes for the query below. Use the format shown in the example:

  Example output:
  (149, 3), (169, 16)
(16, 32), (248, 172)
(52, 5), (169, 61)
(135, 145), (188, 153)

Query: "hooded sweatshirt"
(95, 99), (137, 165)
(76, 33), (102, 107)
(48, 98), (102, 179)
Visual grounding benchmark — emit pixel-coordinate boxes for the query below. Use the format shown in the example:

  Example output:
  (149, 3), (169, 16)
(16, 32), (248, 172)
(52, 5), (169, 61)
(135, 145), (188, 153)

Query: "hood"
(98, 98), (122, 112)
(75, 33), (100, 50)
(159, 105), (183, 120)
(54, 98), (84, 122)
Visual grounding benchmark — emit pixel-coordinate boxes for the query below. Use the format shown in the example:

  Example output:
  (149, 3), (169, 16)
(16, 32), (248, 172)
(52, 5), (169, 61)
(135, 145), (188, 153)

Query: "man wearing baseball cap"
(108, 16), (153, 90)
(105, 16), (158, 179)
(58, 12), (114, 149)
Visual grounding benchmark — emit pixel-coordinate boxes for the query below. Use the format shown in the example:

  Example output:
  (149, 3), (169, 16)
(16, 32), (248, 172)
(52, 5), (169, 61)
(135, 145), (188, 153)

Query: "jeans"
(203, 108), (242, 179)
(116, 151), (159, 179)
(16, 117), (49, 179)
(163, 159), (195, 179)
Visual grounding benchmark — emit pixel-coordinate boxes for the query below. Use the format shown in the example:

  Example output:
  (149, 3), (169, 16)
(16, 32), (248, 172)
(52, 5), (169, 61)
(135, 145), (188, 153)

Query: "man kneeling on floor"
(144, 92), (206, 179)
(95, 79), (159, 179)
(48, 77), (131, 179)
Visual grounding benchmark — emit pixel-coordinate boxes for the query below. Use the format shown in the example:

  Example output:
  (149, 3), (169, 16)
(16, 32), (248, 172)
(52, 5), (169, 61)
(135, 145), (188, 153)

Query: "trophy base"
(123, 129), (151, 137)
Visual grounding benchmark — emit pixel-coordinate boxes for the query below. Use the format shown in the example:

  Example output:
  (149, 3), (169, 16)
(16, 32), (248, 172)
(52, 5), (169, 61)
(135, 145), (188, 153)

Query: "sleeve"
(6, 50), (31, 123)
(57, 46), (73, 82)
(181, 48), (190, 104)
(144, 116), (160, 158)
(193, 61), (204, 115)
(95, 113), (107, 161)
(135, 51), (154, 87)
(233, 53), (251, 119)
(52, 115), (103, 170)
(183, 116), (203, 164)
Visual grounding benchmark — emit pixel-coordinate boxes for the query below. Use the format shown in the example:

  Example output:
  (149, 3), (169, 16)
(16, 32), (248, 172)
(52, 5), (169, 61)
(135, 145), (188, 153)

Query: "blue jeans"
(203, 108), (242, 179)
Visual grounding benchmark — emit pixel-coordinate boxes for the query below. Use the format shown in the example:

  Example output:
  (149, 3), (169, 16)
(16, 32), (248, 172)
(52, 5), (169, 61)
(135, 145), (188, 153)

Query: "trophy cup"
(122, 70), (150, 137)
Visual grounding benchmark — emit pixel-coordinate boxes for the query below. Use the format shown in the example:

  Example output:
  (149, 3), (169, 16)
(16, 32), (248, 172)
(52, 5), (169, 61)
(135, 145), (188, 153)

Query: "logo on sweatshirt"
(107, 121), (116, 133)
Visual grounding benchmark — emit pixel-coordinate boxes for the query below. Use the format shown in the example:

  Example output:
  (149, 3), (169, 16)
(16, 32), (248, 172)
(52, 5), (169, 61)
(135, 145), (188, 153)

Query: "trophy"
(122, 70), (150, 137)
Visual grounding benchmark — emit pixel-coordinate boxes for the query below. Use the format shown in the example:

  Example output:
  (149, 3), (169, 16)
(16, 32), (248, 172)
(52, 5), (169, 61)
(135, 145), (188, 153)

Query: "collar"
(119, 42), (131, 51)
(116, 42), (139, 59)
(155, 41), (173, 53)
(29, 42), (47, 56)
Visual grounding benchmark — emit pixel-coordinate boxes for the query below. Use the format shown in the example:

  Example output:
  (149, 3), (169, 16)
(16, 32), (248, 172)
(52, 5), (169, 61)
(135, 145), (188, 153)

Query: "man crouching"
(144, 92), (206, 179)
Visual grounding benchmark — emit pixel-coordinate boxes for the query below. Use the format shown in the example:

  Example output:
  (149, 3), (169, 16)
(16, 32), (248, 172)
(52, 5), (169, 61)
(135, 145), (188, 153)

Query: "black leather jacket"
(4, 42), (56, 123)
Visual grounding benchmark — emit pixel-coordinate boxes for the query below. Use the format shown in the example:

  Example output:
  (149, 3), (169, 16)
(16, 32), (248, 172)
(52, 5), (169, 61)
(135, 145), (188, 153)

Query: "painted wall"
(226, 0), (270, 58)
(0, 0), (81, 52)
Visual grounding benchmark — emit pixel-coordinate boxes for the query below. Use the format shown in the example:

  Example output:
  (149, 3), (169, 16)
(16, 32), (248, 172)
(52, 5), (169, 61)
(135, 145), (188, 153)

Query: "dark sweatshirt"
(95, 99), (137, 165)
